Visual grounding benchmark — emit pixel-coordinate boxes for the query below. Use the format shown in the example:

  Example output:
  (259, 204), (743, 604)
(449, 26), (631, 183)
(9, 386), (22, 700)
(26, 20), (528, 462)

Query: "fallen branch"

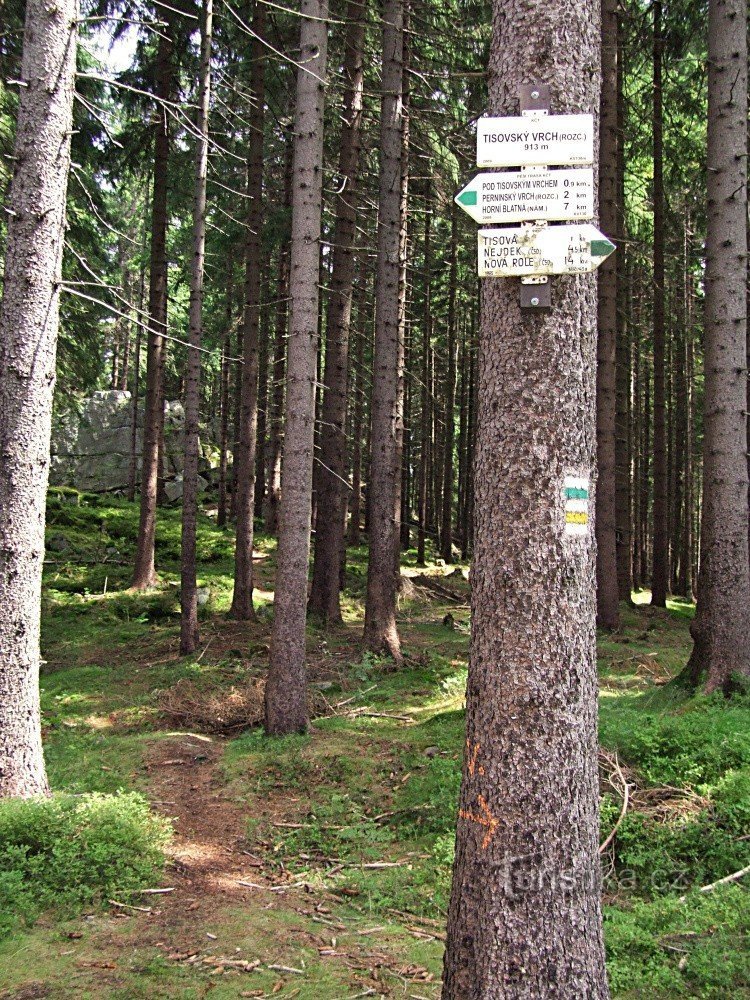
(599, 754), (630, 855)
(108, 899), (152, 913)
(679, 863), (750, 903)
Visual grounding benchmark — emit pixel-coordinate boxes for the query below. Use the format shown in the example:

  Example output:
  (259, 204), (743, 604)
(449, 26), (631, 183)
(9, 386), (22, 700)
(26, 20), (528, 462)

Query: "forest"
(0, 0), (749, 996)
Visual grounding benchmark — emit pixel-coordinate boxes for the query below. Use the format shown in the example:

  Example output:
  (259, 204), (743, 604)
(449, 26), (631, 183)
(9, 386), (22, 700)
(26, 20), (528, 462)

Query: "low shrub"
(0, 791), (171, 937)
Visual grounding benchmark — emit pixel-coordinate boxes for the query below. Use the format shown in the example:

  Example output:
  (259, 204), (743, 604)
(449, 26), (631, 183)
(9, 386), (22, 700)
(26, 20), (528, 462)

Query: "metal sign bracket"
(520, 84), (552, 312)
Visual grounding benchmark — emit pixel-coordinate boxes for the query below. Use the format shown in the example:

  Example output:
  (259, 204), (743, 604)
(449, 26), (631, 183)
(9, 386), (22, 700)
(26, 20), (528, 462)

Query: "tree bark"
(229, 4), (266, 621)
(595, 0), (620, 630)
(265, 0), (329, 735)
(217, 265), (233, 528)
(650, 0), (668, 607)
(348, 254), (369, 547)
(179, 0), (212, 655)
(440, 206), (458, 564)
(685, 0), (750, 692)
(0, 0), (77, 798)
(417, 188), (432, 567)
(441, 1), (610, 994)
(127, 183), (150, 504)
(309, 2), (366, 622)
(363, 0), (406, 660)
(263, 141), (293, 534)
(132, 20), (172, 589)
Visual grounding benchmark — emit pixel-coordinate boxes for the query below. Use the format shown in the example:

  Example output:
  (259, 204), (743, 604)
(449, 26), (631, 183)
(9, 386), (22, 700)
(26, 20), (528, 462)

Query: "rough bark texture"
(309, 2), (365, 622)
(417, 191), (432, 567)
(217, 268), (233, 528)
(614, 38), (631, 603)
(440, 206), (458, 564)
(363, 0), (405, 660)
(265, 0), (329, 735)
(263, 142), (293, 534)
(686, 0), (750, 692)
(595, 0), (620, 630)
(179, 0), (212, 655)
(132, 22), (172, 589)
(229, 5), (266, 621)
(441, 1), (610, 995)
(0, 0), (77, 798)
(127, 200), (149, 504)
(650, 0), (668, 607)
(348, 256), (369, 547)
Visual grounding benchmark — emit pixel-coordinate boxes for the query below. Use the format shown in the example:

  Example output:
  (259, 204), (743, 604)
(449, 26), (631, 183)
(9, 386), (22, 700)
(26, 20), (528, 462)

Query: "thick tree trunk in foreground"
(265, 1), (329, 735)
(363, 0), (405, 660)
(686, 0), (750, 693)
(230, 5), (266, 621)
(309, 2), (366, 622)
(132, 22), (172, 588)
(0, 0), (77, 798)
(650, 0), (668, 607)
(442, 1), (610, 995)
(179, 0), (212, 655)
(595, 0), (620, 630)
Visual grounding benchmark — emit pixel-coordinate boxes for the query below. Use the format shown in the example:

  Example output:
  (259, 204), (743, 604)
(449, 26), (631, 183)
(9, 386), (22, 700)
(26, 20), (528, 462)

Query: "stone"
(50, 390), (216, 493)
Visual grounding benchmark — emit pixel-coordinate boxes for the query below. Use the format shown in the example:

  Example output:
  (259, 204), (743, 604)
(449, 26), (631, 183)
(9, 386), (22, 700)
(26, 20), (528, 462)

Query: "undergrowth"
(0, 792), (171, 937)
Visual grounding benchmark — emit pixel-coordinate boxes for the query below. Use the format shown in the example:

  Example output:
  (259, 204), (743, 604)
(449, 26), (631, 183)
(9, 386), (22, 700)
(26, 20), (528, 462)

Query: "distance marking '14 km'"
(477, 223), (616, 278)
(455, 168), (594, 225)
(477, 113), (594, 168)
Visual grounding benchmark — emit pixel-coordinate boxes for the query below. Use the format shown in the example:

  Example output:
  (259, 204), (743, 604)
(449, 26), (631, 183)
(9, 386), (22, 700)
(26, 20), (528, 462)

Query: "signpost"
(458, 89), (612, 311)
(476, 113), (594, 168)
(455, 168), (594, 224)
(477, 224), (615, 278)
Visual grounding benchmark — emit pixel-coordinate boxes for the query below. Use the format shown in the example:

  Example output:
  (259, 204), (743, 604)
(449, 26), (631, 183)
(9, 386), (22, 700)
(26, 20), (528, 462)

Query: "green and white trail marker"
(455, 168), (594, 225)
(477, 223), (616, 278)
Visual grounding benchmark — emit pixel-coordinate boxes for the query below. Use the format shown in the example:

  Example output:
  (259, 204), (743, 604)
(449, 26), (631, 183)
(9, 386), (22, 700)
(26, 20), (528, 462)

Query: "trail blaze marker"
(477, 224), (615, 278)
(477, 113), (594, 168)
(455, 168), (594, 225)
(563, 475), (590, 537)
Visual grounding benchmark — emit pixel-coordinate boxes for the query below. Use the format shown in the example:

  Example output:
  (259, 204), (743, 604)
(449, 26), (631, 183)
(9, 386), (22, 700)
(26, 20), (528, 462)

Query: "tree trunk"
(255, 267), (270, 520)
(127, 183), (150, 504)
(229, 5), (266, 621)
(595, 0), (620, 630)
(348, 255), (368, 547)
(685, 0), (750, 692)
(309, 2), (366, 622)
(440, 206), (458, 564)
(442, 2), (610, 994)
(132, 20), (172, 589)
(614, 35), (631, 602)
(417, 190), (432, 567)
(217, 265), (233, 528)
(363, 0), (405, 660)
(179, 0), (212, 655)
(650, 0), (668, 607)
(0, 0), (77, 798)
(265, 0), (329, 735)
(263, 142), (293, 534)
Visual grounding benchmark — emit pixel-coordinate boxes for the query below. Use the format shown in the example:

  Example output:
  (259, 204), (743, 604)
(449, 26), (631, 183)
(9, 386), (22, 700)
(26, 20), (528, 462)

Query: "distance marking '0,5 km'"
(455, 168), (594, 225)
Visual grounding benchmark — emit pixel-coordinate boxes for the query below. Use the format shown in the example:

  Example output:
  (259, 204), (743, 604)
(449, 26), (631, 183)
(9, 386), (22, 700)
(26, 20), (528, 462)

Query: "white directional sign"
(477, 224), (615, 278)
(477, 114), (594, 168)
(455, 168), (594, 224)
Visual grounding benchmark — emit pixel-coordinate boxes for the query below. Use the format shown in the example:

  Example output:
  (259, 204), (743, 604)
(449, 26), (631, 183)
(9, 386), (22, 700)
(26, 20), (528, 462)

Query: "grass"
(0, 489), (747, 997)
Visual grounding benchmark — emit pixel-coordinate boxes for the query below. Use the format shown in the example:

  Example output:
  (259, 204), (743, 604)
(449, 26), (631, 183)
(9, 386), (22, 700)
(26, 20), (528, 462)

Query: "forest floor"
(0, 489), (748, 999)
